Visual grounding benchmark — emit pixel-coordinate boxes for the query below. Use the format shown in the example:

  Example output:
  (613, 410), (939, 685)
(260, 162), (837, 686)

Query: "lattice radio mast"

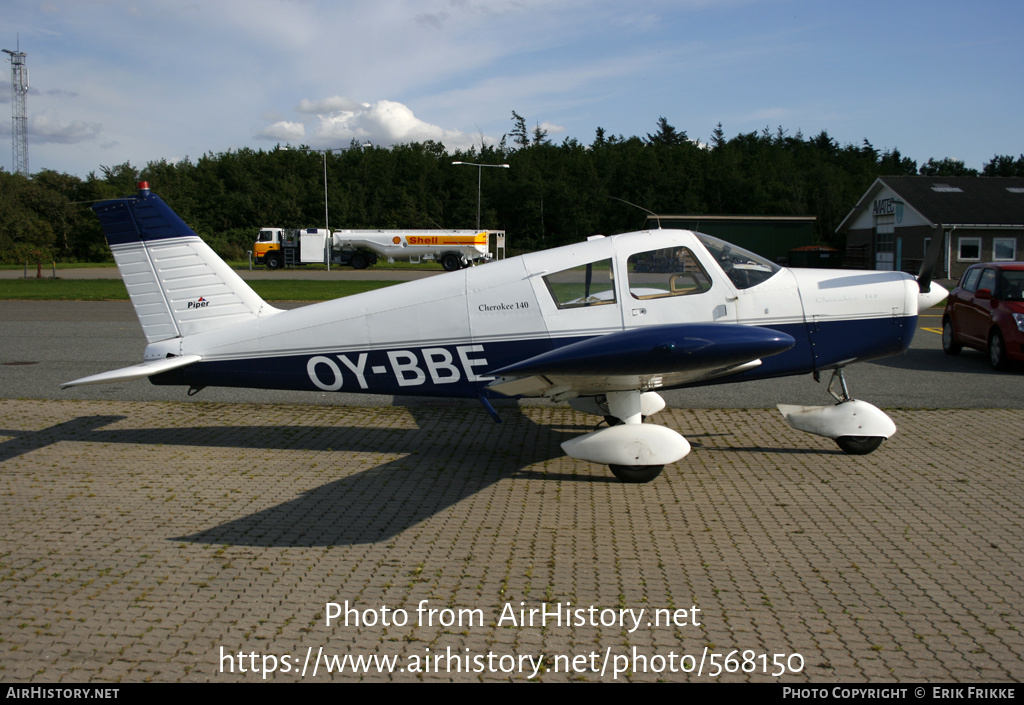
(3, 40), (29, 176)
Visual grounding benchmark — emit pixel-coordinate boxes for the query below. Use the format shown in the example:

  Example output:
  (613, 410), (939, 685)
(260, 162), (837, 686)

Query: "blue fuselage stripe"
(152, 316), (918, 397)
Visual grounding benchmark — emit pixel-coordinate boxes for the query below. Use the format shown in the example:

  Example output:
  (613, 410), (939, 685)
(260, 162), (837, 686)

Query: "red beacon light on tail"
(137, 181), (151, 197)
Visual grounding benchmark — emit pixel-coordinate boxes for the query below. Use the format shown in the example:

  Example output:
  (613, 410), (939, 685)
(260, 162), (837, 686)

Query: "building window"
(957, 237), (981, 262)
(993, 238), (1017, 261)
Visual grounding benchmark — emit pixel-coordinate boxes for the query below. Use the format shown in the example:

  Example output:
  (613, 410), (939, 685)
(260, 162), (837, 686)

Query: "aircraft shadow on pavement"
(0, 406), (618, 548)
(1, 406), (852, 547)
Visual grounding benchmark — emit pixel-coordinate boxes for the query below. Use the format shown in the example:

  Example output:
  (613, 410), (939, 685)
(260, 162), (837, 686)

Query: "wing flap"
(62, 355), (202, 388)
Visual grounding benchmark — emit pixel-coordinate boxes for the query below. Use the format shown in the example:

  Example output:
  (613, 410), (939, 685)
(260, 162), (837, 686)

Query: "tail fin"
(92, 183), (279, 343)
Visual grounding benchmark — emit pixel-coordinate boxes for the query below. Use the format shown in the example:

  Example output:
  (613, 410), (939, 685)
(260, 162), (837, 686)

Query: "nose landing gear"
(777, 368), (896, 455)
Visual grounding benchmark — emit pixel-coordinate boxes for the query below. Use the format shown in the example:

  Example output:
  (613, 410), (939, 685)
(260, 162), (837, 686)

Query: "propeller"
(916, 231), (949, 309)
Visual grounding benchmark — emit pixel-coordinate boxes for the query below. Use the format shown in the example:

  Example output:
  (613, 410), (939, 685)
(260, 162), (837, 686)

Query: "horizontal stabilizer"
(62, 355), (202, 388)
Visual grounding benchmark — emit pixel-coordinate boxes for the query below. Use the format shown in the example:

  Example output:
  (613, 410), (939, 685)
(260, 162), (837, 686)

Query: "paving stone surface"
(1, 398), (1021, 682)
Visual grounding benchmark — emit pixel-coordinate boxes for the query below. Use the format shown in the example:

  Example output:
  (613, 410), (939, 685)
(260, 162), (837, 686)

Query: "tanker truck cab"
(254, 228), (289, 270)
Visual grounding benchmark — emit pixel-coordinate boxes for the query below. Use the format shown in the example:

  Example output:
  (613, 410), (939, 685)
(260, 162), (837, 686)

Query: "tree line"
(1, 114), (1021, 264)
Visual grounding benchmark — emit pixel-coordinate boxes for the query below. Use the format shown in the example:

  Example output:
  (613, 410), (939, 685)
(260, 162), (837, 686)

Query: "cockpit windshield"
(695, 233), (781, 289)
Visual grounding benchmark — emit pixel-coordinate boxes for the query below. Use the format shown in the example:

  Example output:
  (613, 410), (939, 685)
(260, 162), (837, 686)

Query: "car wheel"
(441, 254), (461, 272)
(941, 318), (961, 355)
(266, 253), (283, 270)
(609, 464), (664, 483)
(989, 329), (1010, 371)
(350, 253), (368, 270)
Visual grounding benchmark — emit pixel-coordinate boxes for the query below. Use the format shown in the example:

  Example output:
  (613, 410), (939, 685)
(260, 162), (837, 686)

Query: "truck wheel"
(350, 253), (368, 270)
(442, 254), (461, 272)
(266, 253), (283, 270)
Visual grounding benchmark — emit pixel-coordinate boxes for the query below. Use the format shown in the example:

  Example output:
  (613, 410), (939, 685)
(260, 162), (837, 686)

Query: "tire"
(350, 253), (368, 270)
(441, 253), (461, 272)
(941, 318), (961, 355)
(609, 464), (664, 483)
(266, 253), (283, 271)
(989, 329), (1010, 371)
(835, 436), (884, 455)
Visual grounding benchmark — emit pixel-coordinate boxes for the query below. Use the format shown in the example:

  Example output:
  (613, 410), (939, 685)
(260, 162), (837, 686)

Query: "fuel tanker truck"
(253, 227), (496, 271)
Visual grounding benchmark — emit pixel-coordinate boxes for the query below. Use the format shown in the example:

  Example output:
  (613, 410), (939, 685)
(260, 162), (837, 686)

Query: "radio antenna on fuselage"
(605, 195), (661, 229)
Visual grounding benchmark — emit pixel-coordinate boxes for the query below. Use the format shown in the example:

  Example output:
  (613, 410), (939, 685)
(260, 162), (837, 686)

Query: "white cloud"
(30, 111), (102, 145)
(256, 121), (307, 142)
(261, 98), (478, 150)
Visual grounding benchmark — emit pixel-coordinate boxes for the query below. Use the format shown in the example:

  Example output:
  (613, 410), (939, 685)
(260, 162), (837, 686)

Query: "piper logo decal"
(187, 297), (210, 309)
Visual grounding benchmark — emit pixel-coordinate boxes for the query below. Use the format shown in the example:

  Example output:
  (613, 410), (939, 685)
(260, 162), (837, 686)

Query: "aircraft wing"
(62, 355), (203, 388)
(487, 323), (794, 398)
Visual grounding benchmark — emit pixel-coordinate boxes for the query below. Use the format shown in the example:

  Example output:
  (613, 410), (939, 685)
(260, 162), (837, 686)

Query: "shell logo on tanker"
(392, 236), (401, 244)
(408, 235), (440, 245)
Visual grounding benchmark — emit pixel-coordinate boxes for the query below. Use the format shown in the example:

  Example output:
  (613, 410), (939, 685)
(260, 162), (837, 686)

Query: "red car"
(942, 262), (1024, 370)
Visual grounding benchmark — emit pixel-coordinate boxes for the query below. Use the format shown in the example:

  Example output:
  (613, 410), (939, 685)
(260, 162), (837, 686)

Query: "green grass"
(0, 278), (399, 302)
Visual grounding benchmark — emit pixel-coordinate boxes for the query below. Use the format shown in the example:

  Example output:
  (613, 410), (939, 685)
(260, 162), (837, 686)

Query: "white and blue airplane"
(64, 183), (948, 483)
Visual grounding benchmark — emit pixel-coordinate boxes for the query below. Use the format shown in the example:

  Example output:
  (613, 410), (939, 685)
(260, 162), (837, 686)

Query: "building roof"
(838, 176), (1024, 232)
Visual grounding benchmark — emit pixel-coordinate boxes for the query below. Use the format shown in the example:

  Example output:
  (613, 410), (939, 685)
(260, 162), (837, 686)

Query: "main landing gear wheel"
(609, 464), (664, 483)
(835, 436), (884, 455)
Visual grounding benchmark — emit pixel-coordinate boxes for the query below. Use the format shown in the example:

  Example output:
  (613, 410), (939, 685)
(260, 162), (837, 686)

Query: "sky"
(2, 0), (1022, 178)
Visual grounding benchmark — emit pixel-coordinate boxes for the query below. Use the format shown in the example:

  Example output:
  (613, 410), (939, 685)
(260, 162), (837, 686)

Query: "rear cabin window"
(626, 247), (712, 299)
(542, 259), (616, 309)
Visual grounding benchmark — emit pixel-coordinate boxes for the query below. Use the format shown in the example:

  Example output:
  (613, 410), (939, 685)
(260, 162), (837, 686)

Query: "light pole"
(291, 143), (370, 233)
(452, 161), (510, 231)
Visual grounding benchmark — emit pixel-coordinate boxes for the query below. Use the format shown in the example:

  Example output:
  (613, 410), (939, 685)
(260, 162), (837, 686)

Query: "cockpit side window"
(542, 258), (616, 309)
(695, 233), (781, 289)
(626, 247), (712, 300)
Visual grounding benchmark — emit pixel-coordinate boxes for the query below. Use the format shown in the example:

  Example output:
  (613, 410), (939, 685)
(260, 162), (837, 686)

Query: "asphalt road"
(2, 299), (1021, 410)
